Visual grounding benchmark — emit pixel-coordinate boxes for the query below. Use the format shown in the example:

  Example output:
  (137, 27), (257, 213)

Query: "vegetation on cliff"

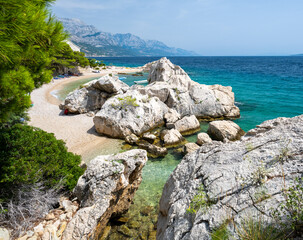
(0, 0), (103, 123)
(0, 0), (89, 236)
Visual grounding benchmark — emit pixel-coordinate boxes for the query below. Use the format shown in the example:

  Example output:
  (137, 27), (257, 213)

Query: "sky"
(52, 0), (303, 56)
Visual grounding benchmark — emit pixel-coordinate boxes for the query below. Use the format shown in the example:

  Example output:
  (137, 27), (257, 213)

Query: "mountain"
(59, 18), (198, 57)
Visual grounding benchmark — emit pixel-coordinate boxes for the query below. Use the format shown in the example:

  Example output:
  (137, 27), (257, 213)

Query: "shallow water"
(55, 77), (97, 101)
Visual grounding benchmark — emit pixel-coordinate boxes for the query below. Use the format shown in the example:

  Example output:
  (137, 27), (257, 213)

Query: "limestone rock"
(42, 225), (58, 240)
(146, 57), (240, 119)
(57, 222), (67, 238)
(148, 57), (192, 88)
(142, 60), (157, 72)
(0, 228), (10, 240)
(61, 199), (74, 213)
(157, 115), (303, 240)
(164, 109), (181, 125)
(45, 213), (55, 221)
(60, 75), (129, 113)
(174, 115), (200, 135)
(142, 133), (157, 143)
(183, 142), (200, 154)
(94, 90), (169, 138)
(91, 74), (129, 94)
(125, 134), (139, 145)
(162, 129), (185, 147)
(207, 120), (245, 141)
(137, 140), (168, 158)
(196, 132), (212, 145)
(33, 223), (44, 236)
(17, 235), (27, 240)
(63, 149), (147, 240)
(27, 235), (38, 240)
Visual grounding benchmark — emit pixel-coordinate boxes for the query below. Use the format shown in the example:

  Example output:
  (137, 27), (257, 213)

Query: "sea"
(67, 56), (303, 237)
(98, 56), (303, 132)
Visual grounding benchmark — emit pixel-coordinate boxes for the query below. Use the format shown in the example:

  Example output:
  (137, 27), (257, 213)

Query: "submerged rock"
(93, 90), (169, 138)
(62, 149), (147, 240)
(157, 115), (303, 240)
(207, 120), (245, 141)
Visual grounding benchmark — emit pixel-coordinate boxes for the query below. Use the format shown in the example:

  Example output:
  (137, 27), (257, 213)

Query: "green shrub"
(236, 217), (286, 240)
(187, 185), (215, 214)
(274, 177), (303, 236)
(211, 222), (230, 240)
(0, 124), (84, 192)
(116, 96), (139, 109)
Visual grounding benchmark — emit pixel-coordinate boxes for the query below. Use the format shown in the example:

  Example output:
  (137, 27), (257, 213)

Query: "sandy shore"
(28, 67), (142, 163)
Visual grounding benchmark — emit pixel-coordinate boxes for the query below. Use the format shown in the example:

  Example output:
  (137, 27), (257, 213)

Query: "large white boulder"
(146, 57), (240, 119)
(93, 90), (169, 138)
(63, 149), (147, 240)
(60, 75), (129, 113)
(157, 115), (303, 239)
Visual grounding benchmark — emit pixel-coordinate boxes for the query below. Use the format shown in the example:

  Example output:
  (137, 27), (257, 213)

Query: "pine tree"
(0, 0), (68, 122)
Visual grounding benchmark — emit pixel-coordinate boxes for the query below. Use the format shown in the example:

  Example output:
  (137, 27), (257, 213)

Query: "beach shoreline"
(28, 67), (143, 163)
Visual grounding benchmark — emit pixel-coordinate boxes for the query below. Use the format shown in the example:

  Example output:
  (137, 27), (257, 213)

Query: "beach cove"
(28, 67), (142, 162)
(27, 57), (303, 239)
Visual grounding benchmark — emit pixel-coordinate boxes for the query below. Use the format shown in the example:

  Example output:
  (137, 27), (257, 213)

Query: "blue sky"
(52, 0), (303, 56)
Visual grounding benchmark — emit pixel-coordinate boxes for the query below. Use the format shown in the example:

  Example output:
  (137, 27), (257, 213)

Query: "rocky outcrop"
(196, 132), (212, 145)
(14, 150), (147, 240)
(93, 56), (239, 141)
(142, 57), (240, 119)
(207, 120), (245, 141)
(174, 115), (200, 135)
(59, 75), (129, 113)
(60, 58), (240, 143)
(63, 149), (147, 240)
(157, 115), (303, 240)
(93, 90), (169, 138)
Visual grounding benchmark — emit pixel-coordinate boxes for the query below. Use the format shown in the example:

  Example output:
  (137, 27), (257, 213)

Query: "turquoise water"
(60, 57), (303, 238)
(99, 56), (303, 131)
